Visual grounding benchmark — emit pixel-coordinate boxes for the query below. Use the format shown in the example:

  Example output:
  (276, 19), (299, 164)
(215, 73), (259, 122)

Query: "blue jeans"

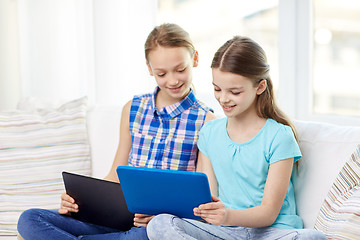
(147, 214), (328, 240)
(17, 209), (148, 240)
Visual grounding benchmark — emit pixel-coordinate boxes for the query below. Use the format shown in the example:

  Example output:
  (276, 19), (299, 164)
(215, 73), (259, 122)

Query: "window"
(157, 0), (360, 125)
(313, 0), (360, 117)
(157, 0), (279, 115)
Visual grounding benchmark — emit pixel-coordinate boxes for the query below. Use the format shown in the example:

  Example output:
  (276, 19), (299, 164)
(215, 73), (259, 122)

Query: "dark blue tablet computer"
(116, 166), (212, 220)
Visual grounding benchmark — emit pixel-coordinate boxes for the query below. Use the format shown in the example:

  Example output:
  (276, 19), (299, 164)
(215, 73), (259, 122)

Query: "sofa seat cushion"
(0, 97), (91, 236)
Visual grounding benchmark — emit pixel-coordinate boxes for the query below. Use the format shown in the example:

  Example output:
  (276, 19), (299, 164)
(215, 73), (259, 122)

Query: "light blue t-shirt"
(197, 118), (303, 229)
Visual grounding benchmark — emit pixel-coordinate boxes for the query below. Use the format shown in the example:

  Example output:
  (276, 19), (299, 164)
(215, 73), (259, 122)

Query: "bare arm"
(195, 158), (294, 227)
(196, 152), (218, 197)
(196, 111), (217, 192)
(104, 100), (132, 182)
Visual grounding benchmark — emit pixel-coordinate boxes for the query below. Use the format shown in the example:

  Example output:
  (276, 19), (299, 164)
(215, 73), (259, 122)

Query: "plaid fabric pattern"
(128, 87), (210, 172)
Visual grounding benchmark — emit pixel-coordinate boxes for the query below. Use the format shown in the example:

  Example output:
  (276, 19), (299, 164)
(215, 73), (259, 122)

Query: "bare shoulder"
(121, 100), (132, 116)
(119, 100), (133, 128)
(204, 110), (217, 123)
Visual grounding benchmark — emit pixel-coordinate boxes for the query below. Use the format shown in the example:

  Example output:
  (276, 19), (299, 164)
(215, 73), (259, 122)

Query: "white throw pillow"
(0, 97), (91, 236)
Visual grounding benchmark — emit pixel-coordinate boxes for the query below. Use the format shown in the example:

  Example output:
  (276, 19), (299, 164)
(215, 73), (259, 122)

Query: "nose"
(167, 74), (179, 86)
(219, 92), (230, 103)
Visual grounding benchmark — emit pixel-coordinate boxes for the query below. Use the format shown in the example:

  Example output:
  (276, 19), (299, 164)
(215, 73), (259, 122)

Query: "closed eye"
(178, 68), (186, 73)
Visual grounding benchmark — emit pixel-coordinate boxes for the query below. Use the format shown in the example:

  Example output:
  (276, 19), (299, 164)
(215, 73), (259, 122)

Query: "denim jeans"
(17, 209), (148, 240)
(146, 214), (328, 240)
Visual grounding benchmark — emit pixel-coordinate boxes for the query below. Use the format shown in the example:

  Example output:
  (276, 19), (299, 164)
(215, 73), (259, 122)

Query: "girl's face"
(147, 46), (198, 104)
(212, 68), (266, 119)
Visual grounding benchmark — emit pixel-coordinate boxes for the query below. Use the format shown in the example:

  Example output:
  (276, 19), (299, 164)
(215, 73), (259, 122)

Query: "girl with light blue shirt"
(147, 36), (327, 239)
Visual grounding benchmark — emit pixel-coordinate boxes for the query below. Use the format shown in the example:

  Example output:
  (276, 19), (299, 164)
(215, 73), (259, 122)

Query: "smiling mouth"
(222, 105), (236, 111)
(169, 84), (183, 91)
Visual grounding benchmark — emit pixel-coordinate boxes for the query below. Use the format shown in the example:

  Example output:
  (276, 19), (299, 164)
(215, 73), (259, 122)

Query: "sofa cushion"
(0, 97), (91, 236)
(293, 120), (360, 228)
(314, 145), (360, 239)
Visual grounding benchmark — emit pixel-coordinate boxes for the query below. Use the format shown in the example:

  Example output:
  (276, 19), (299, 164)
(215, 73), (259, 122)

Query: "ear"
(146, 61), (154, 76)
(192, 50), (199, 67)
(256, 79), (267, 95)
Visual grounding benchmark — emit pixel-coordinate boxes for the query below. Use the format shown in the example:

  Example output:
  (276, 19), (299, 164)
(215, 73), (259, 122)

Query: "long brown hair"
(212, 36), (299, 170)
(211, 36), (297, 139)
(144, 23), (196, 62)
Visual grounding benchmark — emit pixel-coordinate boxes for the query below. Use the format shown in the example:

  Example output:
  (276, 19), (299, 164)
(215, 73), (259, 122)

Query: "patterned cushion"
(314, 144), (360, 239)
(0, 97), (91, 236)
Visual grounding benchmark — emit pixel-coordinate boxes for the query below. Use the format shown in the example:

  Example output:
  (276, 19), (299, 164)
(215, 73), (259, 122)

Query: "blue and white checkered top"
(128, 87), (211, 172)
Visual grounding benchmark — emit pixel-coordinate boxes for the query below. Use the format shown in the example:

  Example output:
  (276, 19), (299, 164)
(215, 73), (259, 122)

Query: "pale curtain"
(0, 0), (157, 110)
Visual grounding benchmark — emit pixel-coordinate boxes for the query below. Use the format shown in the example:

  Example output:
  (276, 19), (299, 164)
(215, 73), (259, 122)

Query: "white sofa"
(2, 103), (360, 239)
(87, 106), (360, 230)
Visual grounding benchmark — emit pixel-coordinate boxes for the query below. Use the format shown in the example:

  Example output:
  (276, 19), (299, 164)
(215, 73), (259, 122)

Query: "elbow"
(265, 214), (278, 227)
(258, 199), (283, 226)
(253, 214), (277, 228)
(257, 205), (280, 227)
(263, 208), (280, 227)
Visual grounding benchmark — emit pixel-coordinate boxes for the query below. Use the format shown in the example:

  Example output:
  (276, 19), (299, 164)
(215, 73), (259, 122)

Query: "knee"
(147, 214), (175, 239)
(17, 209), (44, 233)
(298, 229), (327, 240)
(309, 230), (327, 239)
(18, 209), (40, 225)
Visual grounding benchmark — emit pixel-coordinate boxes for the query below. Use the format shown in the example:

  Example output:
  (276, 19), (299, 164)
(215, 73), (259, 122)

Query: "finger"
(58, 206), (78, 215)
(61, 200), (78, 211)
(198, 209), (227, 225)
(197, 210), (223, 218)
(61, 199), (78, 208)
(61, 193), (75, 204)
(134, 215), (154, 224)
(61, 201), (78, 211)
(58, 208), (69, 215)
(134, 216), (154, 227)
(194, 207), (211, 216)
(197, 210), (225, 223)
(193, 207), (199, 215)
(194, 207), (221, 216)
(134, 213), (152, 218)
(134, 221), (148, 227)
(60, 198), (79, 213)
(59, 205), (79, 214)
(199, 202), (221, 210)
